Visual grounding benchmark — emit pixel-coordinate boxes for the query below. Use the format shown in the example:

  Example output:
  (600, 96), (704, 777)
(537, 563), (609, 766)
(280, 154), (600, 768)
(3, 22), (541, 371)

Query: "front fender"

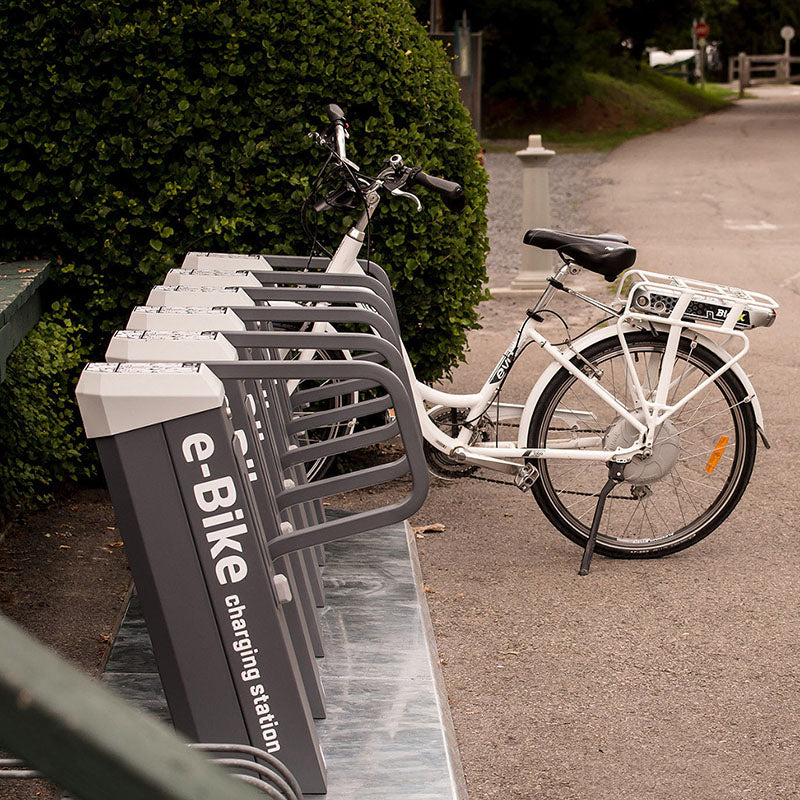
(516, 325), (766, 446)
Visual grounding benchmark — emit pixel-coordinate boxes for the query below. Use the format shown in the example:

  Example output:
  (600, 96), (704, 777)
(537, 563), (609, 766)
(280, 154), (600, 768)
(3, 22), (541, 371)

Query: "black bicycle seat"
(523, 228), (636, 281)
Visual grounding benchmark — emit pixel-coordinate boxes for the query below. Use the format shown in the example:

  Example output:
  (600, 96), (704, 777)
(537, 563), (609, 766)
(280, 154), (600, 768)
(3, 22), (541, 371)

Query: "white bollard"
(511, 135), (556, 291)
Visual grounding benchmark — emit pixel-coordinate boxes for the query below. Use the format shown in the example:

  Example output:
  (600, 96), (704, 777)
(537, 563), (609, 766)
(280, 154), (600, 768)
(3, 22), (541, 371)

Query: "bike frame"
(309, 208), (683, 472)
(289, 134), (777, 476)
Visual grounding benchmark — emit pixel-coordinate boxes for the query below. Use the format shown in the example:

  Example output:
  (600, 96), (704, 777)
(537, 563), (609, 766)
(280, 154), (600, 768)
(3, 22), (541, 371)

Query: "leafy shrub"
(0, 0), (489, 509)
(0, 305), (95, 510)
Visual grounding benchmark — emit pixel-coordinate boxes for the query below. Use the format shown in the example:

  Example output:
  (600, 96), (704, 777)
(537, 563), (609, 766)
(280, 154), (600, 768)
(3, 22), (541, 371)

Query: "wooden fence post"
(739, 52), (748, 97)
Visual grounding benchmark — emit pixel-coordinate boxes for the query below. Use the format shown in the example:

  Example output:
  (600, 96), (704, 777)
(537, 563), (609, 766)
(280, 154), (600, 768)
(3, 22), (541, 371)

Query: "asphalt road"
(402, 85), (800, 800)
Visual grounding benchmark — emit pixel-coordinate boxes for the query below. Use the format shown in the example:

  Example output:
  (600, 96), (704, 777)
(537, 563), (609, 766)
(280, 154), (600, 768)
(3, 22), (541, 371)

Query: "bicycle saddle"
(523, 228), (636, 282)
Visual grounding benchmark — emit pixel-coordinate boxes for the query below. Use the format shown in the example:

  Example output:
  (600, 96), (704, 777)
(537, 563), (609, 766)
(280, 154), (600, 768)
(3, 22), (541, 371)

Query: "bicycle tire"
(526, 331), (758, 558)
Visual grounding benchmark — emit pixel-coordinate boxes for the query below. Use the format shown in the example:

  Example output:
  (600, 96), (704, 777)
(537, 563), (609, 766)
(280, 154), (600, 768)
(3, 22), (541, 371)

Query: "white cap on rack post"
(75, 363), (226, 439)
(126, 306), (247, 333)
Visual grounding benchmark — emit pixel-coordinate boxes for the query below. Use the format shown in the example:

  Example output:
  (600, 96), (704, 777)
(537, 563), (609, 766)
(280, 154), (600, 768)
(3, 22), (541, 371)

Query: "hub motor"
(603, 411), (680, 485)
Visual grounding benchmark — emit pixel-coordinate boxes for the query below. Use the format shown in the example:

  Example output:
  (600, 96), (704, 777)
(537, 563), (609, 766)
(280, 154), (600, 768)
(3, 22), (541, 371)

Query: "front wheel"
(288, 348), (358, 481)
(526, 331), (758, 558)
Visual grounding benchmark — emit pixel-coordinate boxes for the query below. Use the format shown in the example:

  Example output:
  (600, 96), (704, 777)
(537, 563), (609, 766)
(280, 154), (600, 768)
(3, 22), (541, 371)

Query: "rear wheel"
(526, 332), (758, 557)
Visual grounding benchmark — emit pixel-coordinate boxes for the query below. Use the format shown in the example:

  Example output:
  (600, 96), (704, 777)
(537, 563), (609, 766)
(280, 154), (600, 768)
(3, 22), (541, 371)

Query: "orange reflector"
(705, 435), (729, 473)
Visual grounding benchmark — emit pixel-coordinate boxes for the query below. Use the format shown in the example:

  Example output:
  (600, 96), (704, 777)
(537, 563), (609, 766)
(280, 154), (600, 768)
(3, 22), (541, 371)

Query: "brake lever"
(389, 187), (422, 212)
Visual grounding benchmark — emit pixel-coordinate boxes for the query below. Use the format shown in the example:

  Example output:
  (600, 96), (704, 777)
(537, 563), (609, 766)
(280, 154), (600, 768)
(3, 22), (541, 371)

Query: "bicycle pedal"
(514, 463), (540, 491)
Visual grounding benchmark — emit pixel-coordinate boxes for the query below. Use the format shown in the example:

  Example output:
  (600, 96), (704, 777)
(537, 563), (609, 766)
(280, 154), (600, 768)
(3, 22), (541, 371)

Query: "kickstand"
(578, 461), (627, 576)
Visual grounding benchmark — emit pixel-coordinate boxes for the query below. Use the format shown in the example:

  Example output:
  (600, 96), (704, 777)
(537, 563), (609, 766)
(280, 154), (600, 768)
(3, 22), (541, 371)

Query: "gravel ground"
(484, 150), (609, 288)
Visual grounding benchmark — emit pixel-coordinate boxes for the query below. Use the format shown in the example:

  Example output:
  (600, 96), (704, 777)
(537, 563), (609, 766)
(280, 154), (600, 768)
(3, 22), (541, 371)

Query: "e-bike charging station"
(77, 363), (328, 793)
(106, 329), (328, 721)
(106, 318), (420, 721)
(77, 286), (429, 794)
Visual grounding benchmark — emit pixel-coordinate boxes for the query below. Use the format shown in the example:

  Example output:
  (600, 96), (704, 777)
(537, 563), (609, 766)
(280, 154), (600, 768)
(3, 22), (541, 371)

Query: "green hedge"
(0, 0), (489, 509)
(0, 305), (94, 509)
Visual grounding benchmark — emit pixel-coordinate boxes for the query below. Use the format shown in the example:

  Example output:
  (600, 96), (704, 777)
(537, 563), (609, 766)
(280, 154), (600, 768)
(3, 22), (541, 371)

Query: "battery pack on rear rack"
(618, 270), (778, 331)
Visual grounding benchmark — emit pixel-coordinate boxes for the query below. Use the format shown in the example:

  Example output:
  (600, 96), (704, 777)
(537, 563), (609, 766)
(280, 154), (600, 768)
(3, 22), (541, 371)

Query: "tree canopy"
(417, 0), (800, 104)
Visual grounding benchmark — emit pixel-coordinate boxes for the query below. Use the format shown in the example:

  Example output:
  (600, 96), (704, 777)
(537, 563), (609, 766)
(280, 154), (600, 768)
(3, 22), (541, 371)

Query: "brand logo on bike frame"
(489, 346), (517, 384)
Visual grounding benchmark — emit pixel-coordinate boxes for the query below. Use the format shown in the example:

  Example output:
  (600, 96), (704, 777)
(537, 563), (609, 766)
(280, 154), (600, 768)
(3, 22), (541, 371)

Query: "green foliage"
(707, 0), (800, 62)
(583, 0), (799, 72)
(597, 0), (698, 64)
(0, 306), (95, 510)
(485, 69), (732, 148)
(425, 0), (797, 111)
(0, 0), (488, 507)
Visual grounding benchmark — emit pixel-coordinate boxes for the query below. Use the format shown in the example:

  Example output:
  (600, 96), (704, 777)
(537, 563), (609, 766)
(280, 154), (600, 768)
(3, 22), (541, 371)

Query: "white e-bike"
(296, 105), (778, 573)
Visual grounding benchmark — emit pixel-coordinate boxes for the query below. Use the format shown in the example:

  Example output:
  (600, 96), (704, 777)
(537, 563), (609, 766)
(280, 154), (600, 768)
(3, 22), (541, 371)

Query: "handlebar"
(409, 169), (465, 213)
(313, 105), (466, 214)
(325, 104), (349, 161)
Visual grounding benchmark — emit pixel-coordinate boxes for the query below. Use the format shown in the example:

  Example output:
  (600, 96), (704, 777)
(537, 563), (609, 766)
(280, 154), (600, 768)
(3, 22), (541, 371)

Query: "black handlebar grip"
(326, 103), (346, 124)
(410, 170), (466, 213)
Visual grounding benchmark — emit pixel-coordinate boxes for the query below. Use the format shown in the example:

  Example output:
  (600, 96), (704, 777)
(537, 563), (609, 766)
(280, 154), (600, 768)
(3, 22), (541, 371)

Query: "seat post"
(528, 263), (570, 317)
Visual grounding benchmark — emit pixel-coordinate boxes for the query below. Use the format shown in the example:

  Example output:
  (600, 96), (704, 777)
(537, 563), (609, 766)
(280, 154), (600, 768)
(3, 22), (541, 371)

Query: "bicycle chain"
(465, 471), (605, 497)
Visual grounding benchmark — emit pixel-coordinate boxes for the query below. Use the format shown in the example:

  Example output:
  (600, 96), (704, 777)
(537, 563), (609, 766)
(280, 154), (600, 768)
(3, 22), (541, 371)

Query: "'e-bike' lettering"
(182, 432), (249, 585)
(179, 429), (283, 754)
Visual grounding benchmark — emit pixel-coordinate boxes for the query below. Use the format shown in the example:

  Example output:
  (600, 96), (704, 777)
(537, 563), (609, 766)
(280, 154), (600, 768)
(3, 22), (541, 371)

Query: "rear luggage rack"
(618, 269), (778, 331)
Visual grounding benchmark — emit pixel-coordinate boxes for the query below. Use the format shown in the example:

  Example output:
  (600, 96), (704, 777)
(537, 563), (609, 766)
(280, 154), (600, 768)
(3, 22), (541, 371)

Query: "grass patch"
(484, 69), (735, 151)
